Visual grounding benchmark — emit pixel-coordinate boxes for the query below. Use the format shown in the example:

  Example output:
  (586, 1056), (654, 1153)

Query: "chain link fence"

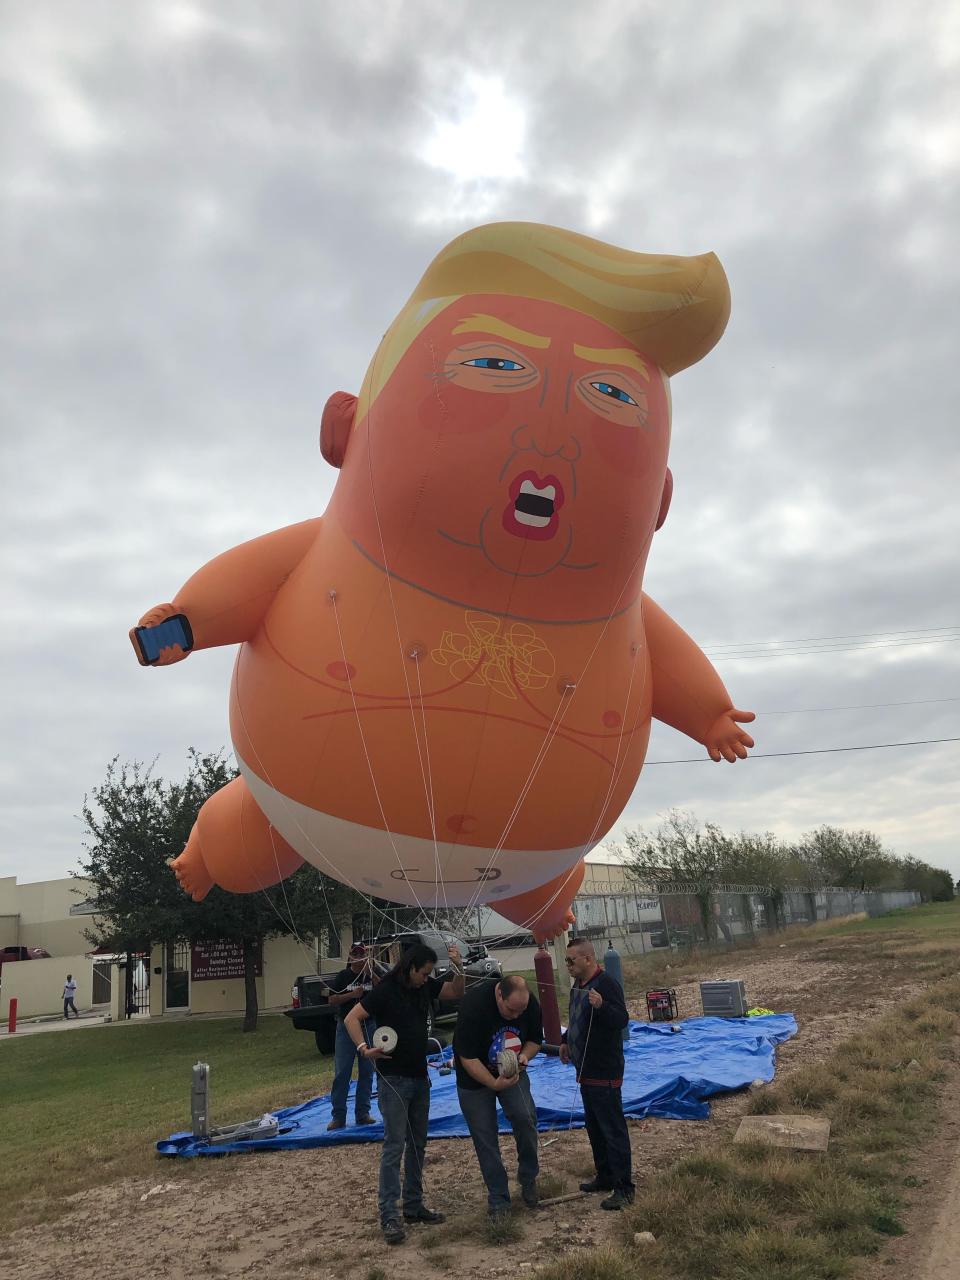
(569, 885), (921, 955)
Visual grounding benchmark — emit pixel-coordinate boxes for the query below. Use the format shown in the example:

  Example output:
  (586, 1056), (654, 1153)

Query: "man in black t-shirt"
(345, 941), (465, 1246)
(453, 975), (543, 1218)
(325, 943), (388, 1130)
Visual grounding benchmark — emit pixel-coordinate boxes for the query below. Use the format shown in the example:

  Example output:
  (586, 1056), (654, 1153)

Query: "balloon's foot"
(171, 835), (213, 902)
(495, 864), (584, 945)
(532, 909), (577, 945)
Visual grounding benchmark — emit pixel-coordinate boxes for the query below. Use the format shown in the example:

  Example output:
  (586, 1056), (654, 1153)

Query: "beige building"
(1, 861), (635, 1022)
(0, 873), (332, 1022)
(580, 858), (634, 896)
(1, 874), (102, 1021)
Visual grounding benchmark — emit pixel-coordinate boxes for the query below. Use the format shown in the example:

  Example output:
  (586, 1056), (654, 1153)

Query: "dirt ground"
(5, 937), (957, 1280)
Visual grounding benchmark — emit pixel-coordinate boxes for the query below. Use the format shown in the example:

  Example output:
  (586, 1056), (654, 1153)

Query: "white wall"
(1, 954), (92, 1019)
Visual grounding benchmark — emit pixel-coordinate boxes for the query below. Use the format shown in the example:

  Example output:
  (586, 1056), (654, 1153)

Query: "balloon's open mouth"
(503, 472), (564, 541)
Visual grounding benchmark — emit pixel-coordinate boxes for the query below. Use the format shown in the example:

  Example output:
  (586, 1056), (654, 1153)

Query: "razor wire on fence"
(563, 885), (921, 956)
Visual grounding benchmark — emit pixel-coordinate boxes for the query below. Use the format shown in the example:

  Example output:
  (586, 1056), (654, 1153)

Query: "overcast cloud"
(2, 1), (958, 887)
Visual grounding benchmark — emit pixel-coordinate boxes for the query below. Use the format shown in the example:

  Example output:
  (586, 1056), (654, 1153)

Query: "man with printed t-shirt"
(325, 943), (388, 1130)
(453, 974), (543, 1219)
(345, 941), (465, 1246)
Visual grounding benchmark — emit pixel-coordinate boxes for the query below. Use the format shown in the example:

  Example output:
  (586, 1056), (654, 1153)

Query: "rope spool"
(372, 1025), (398, 1054)
(496, 1047), (519, 1079)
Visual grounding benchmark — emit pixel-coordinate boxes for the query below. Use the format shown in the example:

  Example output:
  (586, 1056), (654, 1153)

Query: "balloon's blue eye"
(591, 381), (637, 405)
(462, 357), (525, 371)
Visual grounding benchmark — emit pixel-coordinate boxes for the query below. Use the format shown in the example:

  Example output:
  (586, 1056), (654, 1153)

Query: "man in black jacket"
(559, 937), (634, 1209)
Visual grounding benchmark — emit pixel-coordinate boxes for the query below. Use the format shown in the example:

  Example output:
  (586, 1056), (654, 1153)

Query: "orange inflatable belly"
(228, 524), (652, 906)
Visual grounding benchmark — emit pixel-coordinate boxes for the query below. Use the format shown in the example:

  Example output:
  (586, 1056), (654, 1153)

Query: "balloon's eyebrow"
(573, 345), (649, 380)
(452, 314), (551, 349)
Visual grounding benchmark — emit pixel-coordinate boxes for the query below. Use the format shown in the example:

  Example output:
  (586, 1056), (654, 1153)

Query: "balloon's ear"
(320, 392), (357, 469)
(655, 467), (673, 530)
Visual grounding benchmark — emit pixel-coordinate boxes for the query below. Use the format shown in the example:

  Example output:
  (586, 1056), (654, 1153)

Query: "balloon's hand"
(559, 1044), (570, 1065)
(588, 988), (603, 1009)
(704, 708), (755, 763)
(130, 603), (192, 666)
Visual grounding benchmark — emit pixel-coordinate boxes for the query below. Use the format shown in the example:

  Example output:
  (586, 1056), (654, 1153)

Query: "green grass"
(614, 984), (960, 1277)
(3, 897), (958, 1269)
(0, 1013), (331, 1234)
(815, 898), (960, 937)
(537, 1248), (638, 1280)
(605, 900), (960, 1280)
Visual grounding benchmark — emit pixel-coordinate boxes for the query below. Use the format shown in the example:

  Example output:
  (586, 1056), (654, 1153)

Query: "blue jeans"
(330, 1018), (375, 1122)
(457, 1074), (539, 1210)
(581, 1082), (634, 1192)
(376, 1074), (430, 1225)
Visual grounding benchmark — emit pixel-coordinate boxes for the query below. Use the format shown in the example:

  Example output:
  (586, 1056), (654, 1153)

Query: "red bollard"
(7, 998), (16, 1035)
(535, 946), (562, 1047)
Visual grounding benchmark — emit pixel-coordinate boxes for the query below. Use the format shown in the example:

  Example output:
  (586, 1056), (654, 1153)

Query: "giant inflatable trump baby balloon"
(131, 222), (754, 940)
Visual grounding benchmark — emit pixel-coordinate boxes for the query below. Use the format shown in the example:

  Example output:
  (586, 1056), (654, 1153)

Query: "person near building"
(559, 937), (634, 1209)
(62, 973), (79, 1019)
(344, 941), (465, 1246)
(453, 974), (543, 1219)
(325, 943), (388, 1130)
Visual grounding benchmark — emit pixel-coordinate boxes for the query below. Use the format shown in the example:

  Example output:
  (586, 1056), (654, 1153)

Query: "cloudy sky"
(3, 1), (958, 891)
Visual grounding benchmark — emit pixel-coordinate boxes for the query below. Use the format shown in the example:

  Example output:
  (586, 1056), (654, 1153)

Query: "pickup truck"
(284, 929), (502, 1053)
(0, 946), (51, 969)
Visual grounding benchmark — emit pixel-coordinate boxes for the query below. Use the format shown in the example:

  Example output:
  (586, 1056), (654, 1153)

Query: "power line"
(705, 624), (960, 651)
(758, 696), (960, 715)
(709, 637), (960, 662)
(645, 736), (960, 765)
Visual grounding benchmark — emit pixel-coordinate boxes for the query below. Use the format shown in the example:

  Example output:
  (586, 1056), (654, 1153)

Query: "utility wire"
(758, 695), (960, 715)
(709, 637), (960, 662)
(645, 736), (960, 765)
(705, 624), (960, 651)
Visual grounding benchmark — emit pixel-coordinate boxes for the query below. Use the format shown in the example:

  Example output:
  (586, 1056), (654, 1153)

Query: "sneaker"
(579, 1177), (612, 1194)
(355, 1113), (375, 1125)
(521, 1183), (539, 1209)
(382, 1219), (406, 1245)
(600, 1189), (635, 1211)
(326, 1118), (345, 1131)
(403, 1206), (445, 1224)
(488, 1205), (511, 1223)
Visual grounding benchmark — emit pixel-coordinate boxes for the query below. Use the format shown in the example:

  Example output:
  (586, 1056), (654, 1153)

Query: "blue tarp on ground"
(157, 1014), (796, 1157)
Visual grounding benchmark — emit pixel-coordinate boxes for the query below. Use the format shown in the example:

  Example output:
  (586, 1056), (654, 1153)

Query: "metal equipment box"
(700, 979), (748, 1018)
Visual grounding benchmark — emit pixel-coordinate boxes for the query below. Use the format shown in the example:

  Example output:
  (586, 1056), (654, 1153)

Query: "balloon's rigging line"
(364, 345), (446, 927)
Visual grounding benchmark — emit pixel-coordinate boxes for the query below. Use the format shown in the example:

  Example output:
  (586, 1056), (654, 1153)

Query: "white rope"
(330, 591), (433, 925)
(467, 649), (645, 951)
(455, 514), (661, 928)
(232, 667), (417, 936)
(363, 345), (447, 924)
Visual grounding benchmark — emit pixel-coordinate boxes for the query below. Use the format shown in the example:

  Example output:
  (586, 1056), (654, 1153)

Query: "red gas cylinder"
(535, 946), (562, 1047)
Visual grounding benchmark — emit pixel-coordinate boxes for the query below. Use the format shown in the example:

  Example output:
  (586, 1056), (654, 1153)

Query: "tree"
(615, 809), (733, 937)
(76, 750), (365, 1030)
(718, 830), (797, 932)
(797, 825), (897, 890)
(897, 856), (956, 902)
